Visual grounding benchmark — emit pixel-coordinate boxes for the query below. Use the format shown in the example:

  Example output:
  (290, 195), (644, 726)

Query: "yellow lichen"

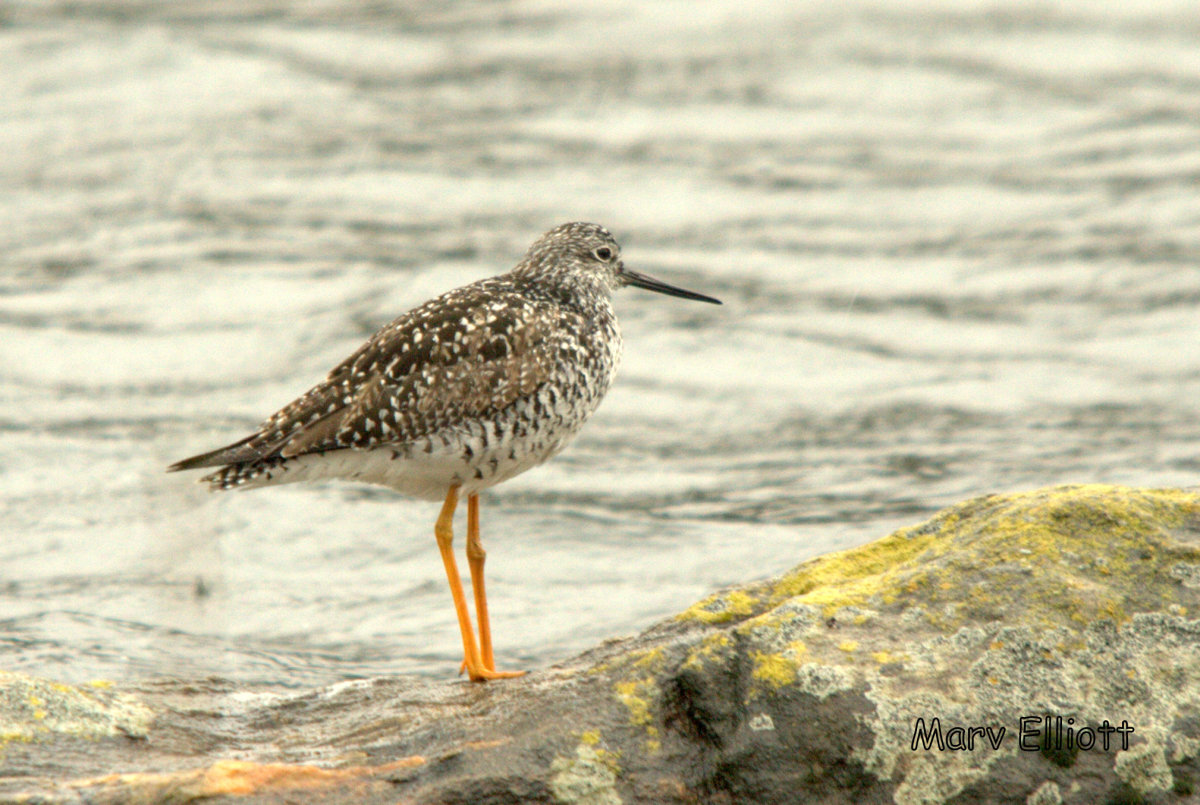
(1, 671), (153, 745)
(615, 680), (652, 727)
(645, 725), (661, 755)
(686, 628), (729, 671)
(633, 648), (664, 670)
(610, 646), (667, 753)
(679, 588), (758, 624)
(614, 674), (662, 754)
(668, 486), (1200, 678)
(752, 652), (796, 688)
(748, 641), (808, 692)
(749, 486), (1199, 631)
(682, 632), (733, 673)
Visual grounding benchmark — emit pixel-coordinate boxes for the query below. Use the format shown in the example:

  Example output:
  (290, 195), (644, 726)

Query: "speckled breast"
(367, 297), (623, 499)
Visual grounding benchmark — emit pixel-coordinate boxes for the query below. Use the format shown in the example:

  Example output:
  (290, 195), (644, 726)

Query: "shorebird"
(169, 222), (721, 681)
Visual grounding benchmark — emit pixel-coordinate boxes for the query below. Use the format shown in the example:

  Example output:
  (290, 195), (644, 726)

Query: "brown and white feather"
(169, 268), (621, 499)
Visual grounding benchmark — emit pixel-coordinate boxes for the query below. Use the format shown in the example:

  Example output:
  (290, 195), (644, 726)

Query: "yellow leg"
(434, 486), (521, 682)
(466, 494), (524, 678)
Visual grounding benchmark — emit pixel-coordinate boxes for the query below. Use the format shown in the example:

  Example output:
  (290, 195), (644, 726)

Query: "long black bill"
(622, 268), (722, 305)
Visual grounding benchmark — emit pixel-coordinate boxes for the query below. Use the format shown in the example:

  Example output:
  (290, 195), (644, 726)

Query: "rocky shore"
(4, 484), (1199, 804)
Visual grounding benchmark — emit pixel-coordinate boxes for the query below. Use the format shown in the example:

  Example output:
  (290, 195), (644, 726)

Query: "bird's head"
(513, 222), (721, 307)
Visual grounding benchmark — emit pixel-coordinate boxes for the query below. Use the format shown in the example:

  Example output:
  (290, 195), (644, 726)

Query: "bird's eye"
(593, 246), (614, 262)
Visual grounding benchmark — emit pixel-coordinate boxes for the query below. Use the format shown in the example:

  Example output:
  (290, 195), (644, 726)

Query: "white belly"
(225, 331), (621, 501)
(228, 408), (587, 501)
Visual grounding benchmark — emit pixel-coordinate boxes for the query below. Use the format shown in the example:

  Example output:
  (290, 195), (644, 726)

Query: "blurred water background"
(3, 0), (1199, 687)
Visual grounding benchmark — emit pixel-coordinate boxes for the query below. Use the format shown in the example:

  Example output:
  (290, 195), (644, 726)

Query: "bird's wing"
(169, 282), (579, 471)
(281, 290), (573, 456)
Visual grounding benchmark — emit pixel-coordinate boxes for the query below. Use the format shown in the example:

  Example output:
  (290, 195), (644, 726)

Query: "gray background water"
(3, 0), (1199, 688)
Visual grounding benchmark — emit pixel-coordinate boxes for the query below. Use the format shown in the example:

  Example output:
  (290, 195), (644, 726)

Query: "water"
(3, 0), (1200, 688)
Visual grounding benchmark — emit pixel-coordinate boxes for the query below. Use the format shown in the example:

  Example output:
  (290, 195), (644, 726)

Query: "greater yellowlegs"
(169, 222), (721, 681)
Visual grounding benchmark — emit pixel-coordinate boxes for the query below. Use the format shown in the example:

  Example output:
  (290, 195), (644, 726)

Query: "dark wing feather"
(169, 278), (573, 472)
(166, 434), (259, 472)
(283, 286), (566, 455)
(166, 365), (361, 472)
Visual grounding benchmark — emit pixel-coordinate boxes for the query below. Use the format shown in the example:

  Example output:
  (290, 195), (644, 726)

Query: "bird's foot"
(459, 659), (526, 682)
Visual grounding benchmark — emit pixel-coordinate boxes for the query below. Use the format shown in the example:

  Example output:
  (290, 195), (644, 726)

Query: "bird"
(168, 222), (721, 681)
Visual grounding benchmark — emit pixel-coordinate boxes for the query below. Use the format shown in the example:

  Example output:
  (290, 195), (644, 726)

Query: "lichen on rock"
(0, 671), (152, 745)
(5, 485), (1200, 805)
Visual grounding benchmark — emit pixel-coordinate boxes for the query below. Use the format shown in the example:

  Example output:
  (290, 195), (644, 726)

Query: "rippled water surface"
(4, 0), (1200, 687)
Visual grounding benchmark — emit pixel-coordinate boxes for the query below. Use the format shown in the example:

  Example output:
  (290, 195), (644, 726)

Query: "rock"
(0, 672), (151, 743)
(4, 485), (1200, 804)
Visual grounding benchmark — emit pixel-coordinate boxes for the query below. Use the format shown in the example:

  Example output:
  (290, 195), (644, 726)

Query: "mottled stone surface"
(4, 485), (1199, 804)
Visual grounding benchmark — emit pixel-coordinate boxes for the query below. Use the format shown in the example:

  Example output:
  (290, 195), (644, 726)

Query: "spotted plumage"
(170, 221), (720, 681)
(169, 222), (720, 502)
